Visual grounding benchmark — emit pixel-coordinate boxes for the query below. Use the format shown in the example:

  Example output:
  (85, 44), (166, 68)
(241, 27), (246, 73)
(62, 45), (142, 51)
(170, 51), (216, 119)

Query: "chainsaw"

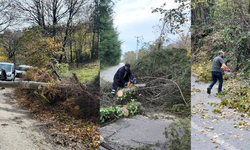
(124, 81), (134, 88)
(117, 79), (146, 97)
(221, 68), (231, 75)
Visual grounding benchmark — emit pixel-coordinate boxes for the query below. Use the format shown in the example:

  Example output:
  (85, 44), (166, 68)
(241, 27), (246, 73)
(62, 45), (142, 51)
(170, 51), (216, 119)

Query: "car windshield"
(0, 64), (12, 72)
(17, 67), (26, 71)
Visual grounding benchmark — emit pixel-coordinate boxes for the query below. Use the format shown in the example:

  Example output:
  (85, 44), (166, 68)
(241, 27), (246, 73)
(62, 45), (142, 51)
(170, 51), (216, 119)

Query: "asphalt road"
(100, 63), (124, 82)
(191, 76), (250, 150)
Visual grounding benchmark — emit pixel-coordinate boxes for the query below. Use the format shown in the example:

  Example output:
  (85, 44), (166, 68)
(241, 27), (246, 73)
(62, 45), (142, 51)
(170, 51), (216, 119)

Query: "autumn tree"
(152, 0), (191, 51)
(19, 26), (62, 68)
(0, 30), (22, 62)
(191, 0), (250, 73)
(58, 0), (88, 63)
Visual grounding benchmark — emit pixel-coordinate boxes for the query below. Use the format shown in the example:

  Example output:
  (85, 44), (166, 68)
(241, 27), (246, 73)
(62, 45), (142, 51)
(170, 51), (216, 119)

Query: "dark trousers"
(1, 79), (5, 89)
(209, 71), (223, 93)
(112, 82), (122, 91)
(112, 77), (129, 90)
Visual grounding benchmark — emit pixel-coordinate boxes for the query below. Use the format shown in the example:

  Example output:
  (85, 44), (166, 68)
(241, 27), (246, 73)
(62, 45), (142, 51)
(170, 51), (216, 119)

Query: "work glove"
(131, 79), (134, 83)
(124, 82), (127, 86)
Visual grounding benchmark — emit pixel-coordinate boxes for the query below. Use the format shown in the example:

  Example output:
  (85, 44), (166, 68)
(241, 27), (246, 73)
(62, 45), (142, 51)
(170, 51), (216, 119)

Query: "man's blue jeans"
(209, 71), (223, 93)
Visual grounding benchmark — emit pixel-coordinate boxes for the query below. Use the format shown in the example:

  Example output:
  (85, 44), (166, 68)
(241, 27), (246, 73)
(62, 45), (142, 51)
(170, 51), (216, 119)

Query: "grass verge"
(62, 60), (100, 85)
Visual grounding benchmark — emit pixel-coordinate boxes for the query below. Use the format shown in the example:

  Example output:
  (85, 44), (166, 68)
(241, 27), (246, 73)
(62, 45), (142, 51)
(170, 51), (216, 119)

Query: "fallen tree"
(0, 81), (76, 90)
(12, 67), (100, 122)
(101, 48), (191, 115)
(100, 101), (143, 126)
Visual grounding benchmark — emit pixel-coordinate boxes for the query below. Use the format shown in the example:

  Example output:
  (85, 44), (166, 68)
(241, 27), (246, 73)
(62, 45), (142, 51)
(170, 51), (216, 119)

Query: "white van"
(0, 62), (16, 81)
(16, 65), (32, 77)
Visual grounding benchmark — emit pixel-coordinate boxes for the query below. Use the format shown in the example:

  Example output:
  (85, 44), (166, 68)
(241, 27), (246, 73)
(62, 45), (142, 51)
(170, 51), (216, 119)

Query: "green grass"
(62, 60), (100, 84)
(100, 64), (118, 71)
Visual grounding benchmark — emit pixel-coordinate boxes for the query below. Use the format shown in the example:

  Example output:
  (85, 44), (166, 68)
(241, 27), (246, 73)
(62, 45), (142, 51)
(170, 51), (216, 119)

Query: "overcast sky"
(113, 0), (184, 56)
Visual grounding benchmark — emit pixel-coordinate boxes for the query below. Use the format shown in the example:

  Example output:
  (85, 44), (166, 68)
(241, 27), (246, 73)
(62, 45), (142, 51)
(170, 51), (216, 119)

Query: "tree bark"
(0, 81), (81, 90)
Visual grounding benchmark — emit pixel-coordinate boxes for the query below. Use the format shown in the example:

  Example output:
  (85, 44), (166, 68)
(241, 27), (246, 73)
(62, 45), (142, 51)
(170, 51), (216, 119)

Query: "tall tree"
(0, 0), (18, 32)
(58, 0), (88, 63)
(16, 0), (68, 35)
(100, 0), (122, 68)
(0, 30), (22, 62)
(89, 0), (100, 60)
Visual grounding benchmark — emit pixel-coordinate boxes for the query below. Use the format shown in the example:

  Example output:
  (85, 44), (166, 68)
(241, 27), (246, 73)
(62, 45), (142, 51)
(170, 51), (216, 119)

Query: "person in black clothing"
(1, 68), (7, 89)
(111, 63), (134, 95)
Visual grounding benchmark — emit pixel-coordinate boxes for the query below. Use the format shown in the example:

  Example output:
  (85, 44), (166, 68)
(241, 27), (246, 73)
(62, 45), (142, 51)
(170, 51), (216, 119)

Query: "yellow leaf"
(74, 105), (80, 110)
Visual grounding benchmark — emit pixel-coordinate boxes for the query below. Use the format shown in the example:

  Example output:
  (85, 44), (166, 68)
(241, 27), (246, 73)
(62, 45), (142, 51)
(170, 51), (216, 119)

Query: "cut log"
(117, 90), (123, 97)
(0, 81), (79, 90)
(119, 102), (143, 116)
(117, 84), (146, 97)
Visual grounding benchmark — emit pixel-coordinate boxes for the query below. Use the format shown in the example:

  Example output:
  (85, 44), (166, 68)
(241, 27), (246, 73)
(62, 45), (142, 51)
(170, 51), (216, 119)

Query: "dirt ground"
(0, 88), (68, 150)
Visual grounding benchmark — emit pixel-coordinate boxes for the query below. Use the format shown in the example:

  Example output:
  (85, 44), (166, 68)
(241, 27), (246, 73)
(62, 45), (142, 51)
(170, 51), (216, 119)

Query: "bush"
(130, 48), (191, 108)
(164, 118), (191, 150)
(192, 61), (230, 83)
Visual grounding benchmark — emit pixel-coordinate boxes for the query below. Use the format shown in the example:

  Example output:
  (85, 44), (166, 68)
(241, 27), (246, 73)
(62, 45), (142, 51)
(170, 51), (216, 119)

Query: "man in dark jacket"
(207, 51), (230, 94)
(111, 63), (134, 95)
(1, 68), (7, 89)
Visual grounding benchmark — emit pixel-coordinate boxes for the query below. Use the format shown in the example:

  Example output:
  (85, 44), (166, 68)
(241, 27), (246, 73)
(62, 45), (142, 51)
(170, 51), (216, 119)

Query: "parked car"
(0, 62), (16, 81)
(16, 65), (33, 77)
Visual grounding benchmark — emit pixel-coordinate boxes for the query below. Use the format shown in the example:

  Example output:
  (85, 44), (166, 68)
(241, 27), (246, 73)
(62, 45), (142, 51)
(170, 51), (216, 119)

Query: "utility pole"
(134, 36), (140, 60)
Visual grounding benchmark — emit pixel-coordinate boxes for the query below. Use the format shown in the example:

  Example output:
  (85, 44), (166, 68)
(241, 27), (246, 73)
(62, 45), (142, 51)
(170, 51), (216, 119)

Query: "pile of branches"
(131, 48), (191, 109)
(101, 48), (191, 113)
(100, 79), (119, 108)
(18, 68), (100, 122)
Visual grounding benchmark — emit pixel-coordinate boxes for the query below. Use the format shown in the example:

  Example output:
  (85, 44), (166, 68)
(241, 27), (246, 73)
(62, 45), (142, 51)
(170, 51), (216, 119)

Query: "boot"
(207, 87), (211, 94)
(111, 89), (116, 95)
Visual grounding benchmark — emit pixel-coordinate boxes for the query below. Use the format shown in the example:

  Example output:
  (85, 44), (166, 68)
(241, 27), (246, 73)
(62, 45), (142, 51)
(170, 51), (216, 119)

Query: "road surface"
(0, 80), (67, 150)
(100, 64), (175, 149)
(100, 63), (124, 82)
(191, 76), (250, 150)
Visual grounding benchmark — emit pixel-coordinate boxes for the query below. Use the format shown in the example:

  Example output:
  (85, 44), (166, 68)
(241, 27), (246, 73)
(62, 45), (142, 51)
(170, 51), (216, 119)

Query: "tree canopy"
(100, 0), (122, 69)
(192, 0), (250, 75)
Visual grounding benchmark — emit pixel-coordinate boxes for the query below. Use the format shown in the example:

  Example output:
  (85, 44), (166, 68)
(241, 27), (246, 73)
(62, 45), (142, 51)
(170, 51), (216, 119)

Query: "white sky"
(113, 0), (185, 56)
